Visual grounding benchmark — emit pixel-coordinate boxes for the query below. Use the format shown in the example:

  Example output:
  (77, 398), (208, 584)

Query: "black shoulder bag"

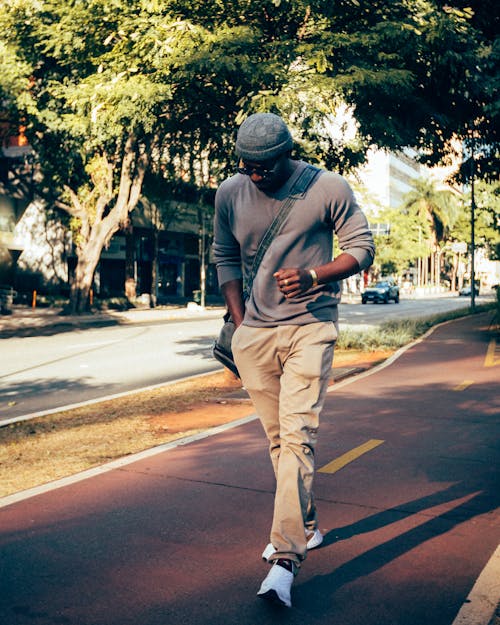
(212, 165), (321, 378)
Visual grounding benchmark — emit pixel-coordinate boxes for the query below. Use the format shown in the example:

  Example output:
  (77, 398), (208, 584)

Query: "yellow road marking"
(318, 439), (385, 474)
(484, 338), (500, 367)
(453, 380), (474, 391)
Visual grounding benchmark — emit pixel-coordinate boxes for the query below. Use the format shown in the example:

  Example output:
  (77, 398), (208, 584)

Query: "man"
(213, 112), (374, 607)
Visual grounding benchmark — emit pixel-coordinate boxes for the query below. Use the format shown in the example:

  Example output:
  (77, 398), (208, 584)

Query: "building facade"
(354, 147), (425, 213)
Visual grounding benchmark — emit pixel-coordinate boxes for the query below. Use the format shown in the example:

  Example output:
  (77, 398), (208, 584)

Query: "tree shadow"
(174, 335), (219, 362)
(0, 317), (121, 339)
(0, 376), (120, 422)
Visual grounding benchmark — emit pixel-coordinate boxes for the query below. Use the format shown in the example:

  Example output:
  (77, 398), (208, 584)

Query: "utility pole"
(470, 143), (476, 311)
(150, 203), (159, 308)
(199, 210), (206, 309)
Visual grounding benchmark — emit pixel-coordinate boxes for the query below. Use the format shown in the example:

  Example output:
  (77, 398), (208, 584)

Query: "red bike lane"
(1, 312), (498, 625)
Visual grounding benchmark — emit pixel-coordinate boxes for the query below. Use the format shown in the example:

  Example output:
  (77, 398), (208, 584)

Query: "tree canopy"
(0, 0), (498, 310)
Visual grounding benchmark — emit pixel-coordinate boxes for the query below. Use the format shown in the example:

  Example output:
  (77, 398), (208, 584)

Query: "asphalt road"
(0, 311), (498, 625)
(0, 294), (493, 423)
(0, 316), (225, 423)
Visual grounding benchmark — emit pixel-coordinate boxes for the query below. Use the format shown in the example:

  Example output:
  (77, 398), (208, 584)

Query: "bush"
(95, 297), (133, 311)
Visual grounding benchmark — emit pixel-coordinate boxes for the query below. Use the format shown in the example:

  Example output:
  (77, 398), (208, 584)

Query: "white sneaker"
(257, 561), (294, 607)
(305, 528), (324, 549)
(261, 528), (323, 561)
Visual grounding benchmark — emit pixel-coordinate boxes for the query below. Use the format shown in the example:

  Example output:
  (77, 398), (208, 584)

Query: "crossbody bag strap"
(244, 164), (321, 297)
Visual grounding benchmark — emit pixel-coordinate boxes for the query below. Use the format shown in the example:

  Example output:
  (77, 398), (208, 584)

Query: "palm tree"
(403, 178), (460, 288)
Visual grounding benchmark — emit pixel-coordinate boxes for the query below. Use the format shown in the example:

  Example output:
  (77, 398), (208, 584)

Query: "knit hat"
(235, 113), (293, 162)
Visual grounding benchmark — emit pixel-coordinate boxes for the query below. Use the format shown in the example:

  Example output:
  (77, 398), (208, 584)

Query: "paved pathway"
(1, 312), (499, 625)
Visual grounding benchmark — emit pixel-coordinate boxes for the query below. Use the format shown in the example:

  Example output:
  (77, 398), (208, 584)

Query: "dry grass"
(0, 370), (247, 497)
(0, 350), (390, 498)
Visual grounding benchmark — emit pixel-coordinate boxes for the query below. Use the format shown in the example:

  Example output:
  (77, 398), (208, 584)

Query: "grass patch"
(337, 302), (496, 351)
(0, 371), (246, 497)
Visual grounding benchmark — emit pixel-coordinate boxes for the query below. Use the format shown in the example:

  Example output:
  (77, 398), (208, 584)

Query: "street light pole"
(470, 145), (476, 311)
(199, 212), (206, 309)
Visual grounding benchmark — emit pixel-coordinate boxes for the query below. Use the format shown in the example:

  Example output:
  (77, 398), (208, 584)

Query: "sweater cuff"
(344, 248), (374, 271)
(216, 265), (243, 287)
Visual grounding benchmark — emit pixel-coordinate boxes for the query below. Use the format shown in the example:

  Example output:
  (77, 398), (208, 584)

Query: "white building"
(354, 147), (425, 215)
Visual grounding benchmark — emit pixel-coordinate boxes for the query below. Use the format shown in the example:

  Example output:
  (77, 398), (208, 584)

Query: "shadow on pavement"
(0, 318), (121, 339)
(301, 482), (498, 619)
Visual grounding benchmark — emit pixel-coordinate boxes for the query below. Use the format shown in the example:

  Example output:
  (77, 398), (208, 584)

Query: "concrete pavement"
(0, 311), (499, 624)
(0, 303), (227, 338)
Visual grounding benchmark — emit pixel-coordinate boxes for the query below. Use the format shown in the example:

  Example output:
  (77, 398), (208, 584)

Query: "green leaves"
(1, 0), (497, 193)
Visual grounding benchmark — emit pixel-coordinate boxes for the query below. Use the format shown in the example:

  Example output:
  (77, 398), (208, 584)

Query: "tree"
(450, 179), (500, 257)
(370, 207), (431, 279)
(273, 1), (497, 180)
(221, 1), (498, 188)
(403, 178), (460, 244)
(402, 177), (460, 287)
(1, 2), (164, 311)
(1, 0), (497, 314)
(472, 180), (500, 258)
(0, 0), (278, 312)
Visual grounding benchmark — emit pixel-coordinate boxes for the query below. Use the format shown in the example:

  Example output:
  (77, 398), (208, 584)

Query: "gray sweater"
(213, 161), (375, 327)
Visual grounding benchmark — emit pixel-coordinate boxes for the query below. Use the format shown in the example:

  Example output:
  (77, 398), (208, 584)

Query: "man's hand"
(274, 268), (314, 298)
(221, 278), (245, 326)
(274, 254), (361, 299)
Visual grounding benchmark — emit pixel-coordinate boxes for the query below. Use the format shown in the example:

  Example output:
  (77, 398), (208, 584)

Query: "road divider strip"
(327, 319), (451, 394)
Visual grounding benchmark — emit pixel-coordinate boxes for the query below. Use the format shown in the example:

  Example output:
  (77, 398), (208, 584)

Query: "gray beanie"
(235, 113), (293, 162)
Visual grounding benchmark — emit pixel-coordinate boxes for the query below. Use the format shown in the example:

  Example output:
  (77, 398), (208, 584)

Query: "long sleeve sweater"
(213, 160), (375, 327)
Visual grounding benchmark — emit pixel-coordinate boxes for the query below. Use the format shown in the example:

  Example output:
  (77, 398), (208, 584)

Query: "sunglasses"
(237, 157), (281, 178)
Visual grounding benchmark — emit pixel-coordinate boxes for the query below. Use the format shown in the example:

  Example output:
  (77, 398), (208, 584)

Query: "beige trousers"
(232, 322), (336, 565)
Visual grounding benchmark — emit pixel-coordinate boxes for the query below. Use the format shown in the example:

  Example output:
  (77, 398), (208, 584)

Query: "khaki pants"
(232, 322), (336, 565)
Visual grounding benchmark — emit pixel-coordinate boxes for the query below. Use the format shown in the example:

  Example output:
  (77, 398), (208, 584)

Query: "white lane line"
(451, 544), (500, 625)
(65, 340), (117, 349)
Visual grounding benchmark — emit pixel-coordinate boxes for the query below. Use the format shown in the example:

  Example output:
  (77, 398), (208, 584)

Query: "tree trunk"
(66, 134), (149, 314)
(451, 253), (458, 291)
(125, 221), (136, 300)
(435, 250), (441, 287)
(150, 223), (158, 308)
(68, 240), (103, 314)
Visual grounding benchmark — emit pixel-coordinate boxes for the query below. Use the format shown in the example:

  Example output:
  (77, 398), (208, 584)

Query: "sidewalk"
(1, 312), (498, 625)
(0, 303), (226, 338)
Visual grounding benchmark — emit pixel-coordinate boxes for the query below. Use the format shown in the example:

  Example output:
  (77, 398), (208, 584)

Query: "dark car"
(362, 280), (400, 304)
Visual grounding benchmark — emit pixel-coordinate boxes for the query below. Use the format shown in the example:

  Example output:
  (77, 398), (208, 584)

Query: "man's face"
(237, 154), (290, 192)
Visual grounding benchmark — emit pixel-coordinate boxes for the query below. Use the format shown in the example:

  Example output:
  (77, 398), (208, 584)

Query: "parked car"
(362, 280), (400, 304)
(459, 284), (479, 296)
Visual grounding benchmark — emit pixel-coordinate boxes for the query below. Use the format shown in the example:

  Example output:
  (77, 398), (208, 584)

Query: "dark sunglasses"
(237, 158), (281, 178)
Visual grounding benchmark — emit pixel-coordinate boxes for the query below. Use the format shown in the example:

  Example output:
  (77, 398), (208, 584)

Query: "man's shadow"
(296, 479), (499, 618)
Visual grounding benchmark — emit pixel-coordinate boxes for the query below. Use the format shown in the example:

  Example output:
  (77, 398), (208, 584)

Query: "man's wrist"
(309, 268), (319, 288)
